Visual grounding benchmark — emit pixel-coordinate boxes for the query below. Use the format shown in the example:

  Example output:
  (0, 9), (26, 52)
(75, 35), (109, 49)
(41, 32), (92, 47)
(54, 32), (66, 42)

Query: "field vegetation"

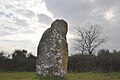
(0, 71), (120, 80)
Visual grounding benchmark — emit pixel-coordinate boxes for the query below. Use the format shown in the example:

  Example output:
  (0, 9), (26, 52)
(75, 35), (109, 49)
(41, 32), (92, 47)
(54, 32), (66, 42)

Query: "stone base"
(36, 74), (68, 80)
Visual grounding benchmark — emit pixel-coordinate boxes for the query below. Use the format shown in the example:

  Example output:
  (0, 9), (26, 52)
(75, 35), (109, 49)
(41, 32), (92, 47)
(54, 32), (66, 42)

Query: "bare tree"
(74, 24), (105, 55)
(74, 28), (86, 55)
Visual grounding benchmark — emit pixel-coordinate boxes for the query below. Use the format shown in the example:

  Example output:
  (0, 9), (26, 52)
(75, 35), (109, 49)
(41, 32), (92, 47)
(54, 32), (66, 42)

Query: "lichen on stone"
(36, 19), (68, 77)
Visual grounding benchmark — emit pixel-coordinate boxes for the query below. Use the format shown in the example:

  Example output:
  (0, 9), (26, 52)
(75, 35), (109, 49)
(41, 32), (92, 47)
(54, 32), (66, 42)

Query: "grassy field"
(0, 71), (120, 80)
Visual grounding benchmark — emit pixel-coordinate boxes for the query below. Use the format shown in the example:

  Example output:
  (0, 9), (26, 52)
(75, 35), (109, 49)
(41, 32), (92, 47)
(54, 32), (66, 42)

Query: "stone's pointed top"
(51, 19), (68, 37)
(52, 19), (67, 26)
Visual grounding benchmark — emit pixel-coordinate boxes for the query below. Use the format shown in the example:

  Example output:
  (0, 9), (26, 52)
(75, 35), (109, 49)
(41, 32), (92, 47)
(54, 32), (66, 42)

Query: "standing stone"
(36, 19), (68, 77)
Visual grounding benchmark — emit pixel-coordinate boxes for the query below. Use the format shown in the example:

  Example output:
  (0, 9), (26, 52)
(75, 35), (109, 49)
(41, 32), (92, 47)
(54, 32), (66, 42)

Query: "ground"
(0, 71), (120, 80)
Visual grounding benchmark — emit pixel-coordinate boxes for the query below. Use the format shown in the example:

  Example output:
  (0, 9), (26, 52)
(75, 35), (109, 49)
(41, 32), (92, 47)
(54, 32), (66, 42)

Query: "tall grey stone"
(36, 19), (68, 77)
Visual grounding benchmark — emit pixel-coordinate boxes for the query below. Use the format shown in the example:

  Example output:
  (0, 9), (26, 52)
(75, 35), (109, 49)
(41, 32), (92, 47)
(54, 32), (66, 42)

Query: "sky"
(0, 0), (120, 55)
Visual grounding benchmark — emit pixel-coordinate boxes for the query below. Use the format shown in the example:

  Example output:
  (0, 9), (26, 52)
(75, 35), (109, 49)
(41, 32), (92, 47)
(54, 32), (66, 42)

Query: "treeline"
(0, 49), (36, 71)
(68, 49), (120, 72)
(1, 49), (120, 72)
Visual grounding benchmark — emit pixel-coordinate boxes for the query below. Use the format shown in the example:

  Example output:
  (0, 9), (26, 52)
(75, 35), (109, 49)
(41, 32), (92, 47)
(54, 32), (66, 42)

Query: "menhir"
(36, 19), (68, 77)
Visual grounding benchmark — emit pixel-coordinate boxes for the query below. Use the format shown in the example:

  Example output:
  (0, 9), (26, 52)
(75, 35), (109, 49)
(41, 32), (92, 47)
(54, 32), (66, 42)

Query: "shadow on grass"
(35, 74), (68, 80)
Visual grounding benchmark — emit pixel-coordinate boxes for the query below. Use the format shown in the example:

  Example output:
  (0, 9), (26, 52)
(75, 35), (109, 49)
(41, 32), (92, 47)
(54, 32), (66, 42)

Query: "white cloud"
(43, 0), (120, 53)
(104, 9), (115, 20)
(0, 0), (53, 55)
(1, 0), (120, 55)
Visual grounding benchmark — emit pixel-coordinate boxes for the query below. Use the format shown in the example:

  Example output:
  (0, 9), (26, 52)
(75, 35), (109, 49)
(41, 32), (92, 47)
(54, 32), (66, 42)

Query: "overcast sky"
(0, 0), (120, 55)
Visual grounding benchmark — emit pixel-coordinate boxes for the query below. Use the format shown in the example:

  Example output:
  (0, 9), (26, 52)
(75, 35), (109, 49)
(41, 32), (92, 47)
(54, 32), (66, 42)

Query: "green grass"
(36, 75), (68, 80)
(67, 72), (120, 80)
(0, 71), (36, 80)
(0, 71), (120, 80)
